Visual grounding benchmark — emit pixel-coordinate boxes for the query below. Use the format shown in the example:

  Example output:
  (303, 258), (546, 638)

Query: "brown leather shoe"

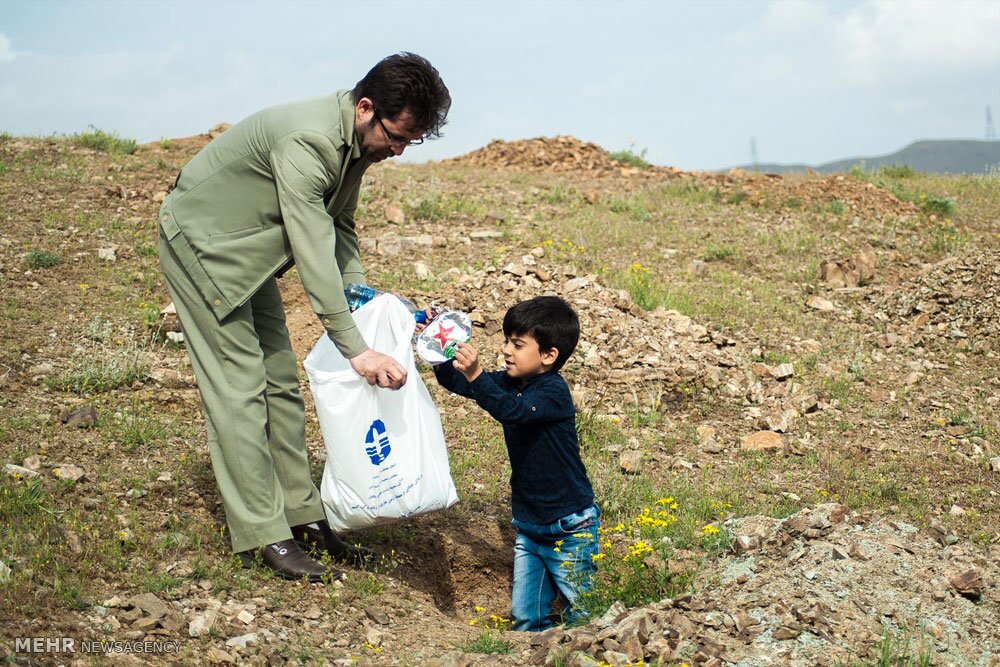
(238, 538), (341, 582)
(291, 520), (372, 566)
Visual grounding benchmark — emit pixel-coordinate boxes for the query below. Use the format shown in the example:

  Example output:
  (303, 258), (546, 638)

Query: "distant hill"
(734, 140), (1000, 175)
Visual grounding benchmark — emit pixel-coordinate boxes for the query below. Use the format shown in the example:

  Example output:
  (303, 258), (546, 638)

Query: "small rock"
(98, 247), (117, 262)
(697, 425), (724, 453)
(502, 262), (527, 277)
(21, 455), (42, 471)
(189, 610), (218, 637)
(236, 609), (255, 625)
(52, 464), (85, 482)
(0, 560), (11, 583)
(414, 261), (431, 279)
(364, 605), (389, 625)
(618, 450), (642, 474)
(29, 362), (55, 378)
(4, 464), (40, 479)
(831, 546), (850, 560)
(206, 647), (235, 664)
(469, 230), (503, 240)
(772, 363), (794, 380)
(60, 405), (98, 428)
(226, 633), (258, 649)
(990, 457), (1000, 473)
(949, 504), (966, 516)
(848, 543), (870, 561)
(949, 569), (982, 600)
(806, 296), (836, 312)
(773, 626), (801, 640)
(384, 204), (405, 225)
(740, 431), (784, 452)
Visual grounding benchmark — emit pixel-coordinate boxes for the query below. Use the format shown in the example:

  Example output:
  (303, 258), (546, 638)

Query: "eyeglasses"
(373, 108), (425, 147)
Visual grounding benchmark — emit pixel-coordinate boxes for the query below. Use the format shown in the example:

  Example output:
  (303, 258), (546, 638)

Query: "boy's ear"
(541, 346), (559, 367)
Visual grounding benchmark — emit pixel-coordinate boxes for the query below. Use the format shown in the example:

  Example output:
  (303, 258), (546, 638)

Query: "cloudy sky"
(1, 0), (998, 170)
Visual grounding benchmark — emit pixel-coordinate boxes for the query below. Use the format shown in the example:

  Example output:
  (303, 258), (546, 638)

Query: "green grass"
(703, 243), (738, 262)
(836, 629), (933, 666)
(407, 192), (485, 222)
(827, 199), (847, 215)
(928, 222), (972, 255)
(24, 250), (62, 269)
(107, 401), (176, 450)
(457, 630), (512, 655)
(920, 194), (956, 217)
(45, 318), (152, 394)
(622, 262), (660, 310)
(608, 196), (651, 221)
(608, 143), (651, 169)
(73, 126), (138, 155)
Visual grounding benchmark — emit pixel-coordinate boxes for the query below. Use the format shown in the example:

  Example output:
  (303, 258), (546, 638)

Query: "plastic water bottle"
(344, 283), (428, 324)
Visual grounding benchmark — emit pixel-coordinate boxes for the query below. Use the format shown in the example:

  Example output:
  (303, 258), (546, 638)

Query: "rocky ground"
(1, 132), (998, 665)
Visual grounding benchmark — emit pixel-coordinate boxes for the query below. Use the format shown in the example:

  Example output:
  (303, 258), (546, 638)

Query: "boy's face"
(502, 333), (558, 380)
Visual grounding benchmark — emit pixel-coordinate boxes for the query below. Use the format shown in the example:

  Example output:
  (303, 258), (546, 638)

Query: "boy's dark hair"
(503, 296), (580, 373)
(352, 52), (451, 139)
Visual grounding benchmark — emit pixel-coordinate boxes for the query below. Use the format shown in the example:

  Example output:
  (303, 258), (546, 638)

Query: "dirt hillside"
(1, 131), (998, 666)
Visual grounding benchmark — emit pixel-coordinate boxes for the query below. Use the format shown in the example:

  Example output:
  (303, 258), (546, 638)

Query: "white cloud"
(732, 0), (1000, 93)
(835, 0), (1000, 86)
(0, 33), (16, 62)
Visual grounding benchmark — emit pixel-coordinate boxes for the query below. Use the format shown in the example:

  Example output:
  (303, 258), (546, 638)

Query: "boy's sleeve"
(467, 373), (575, 425)
(432, 361), (476, 398)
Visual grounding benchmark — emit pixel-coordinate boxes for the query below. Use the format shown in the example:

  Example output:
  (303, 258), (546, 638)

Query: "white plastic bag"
(304, 294), (459, 531)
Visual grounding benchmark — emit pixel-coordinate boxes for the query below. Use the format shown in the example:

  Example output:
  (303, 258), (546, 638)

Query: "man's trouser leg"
(159, 231), (325, 553)
(250, 277), (326, 530)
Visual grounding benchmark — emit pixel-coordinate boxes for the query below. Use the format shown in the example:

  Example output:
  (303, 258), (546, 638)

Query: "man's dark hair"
(352, 52), (451, 139)
(503, 296), (580, 373)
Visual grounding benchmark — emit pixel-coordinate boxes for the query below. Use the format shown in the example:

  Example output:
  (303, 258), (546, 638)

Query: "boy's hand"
(452, 342), (482, 382)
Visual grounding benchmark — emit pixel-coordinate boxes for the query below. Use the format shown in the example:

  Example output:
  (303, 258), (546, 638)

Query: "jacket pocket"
(208, 226), (261, 245)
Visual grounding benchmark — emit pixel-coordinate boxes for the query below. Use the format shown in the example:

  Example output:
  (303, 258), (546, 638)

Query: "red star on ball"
(431, 322), (455, 348)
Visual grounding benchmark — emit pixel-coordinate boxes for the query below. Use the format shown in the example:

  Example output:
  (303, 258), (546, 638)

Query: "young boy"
(433, 296), (599, 631)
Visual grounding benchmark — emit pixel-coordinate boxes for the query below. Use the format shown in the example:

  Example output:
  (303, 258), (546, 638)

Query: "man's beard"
(360, 118), (390, 161)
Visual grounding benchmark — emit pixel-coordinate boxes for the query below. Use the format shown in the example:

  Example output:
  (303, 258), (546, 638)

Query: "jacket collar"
(336, 89), (363, 161)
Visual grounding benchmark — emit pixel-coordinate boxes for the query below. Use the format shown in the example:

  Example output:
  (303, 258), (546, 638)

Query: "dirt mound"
(530, 504), (999, 665)
(282, 250), (747, 419)
(446, 137), (918, 218)
(445, 136), (625, 173)
(867, 249), (1000, 353)
(705, 170), (921, 219)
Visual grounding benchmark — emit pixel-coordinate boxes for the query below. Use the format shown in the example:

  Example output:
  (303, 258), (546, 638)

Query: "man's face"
(355, 98), (424, 163)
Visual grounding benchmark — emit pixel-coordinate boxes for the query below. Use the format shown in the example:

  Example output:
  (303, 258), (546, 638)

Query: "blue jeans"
(510, 504), (600, 632)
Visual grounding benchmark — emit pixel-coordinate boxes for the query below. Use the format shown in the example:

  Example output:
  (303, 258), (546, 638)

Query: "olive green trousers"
(159, 230), (326, 553)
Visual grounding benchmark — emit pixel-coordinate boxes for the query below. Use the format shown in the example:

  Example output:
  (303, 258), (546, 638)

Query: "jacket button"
(213, 299), (221, 306)
(531, 406), (536, 411)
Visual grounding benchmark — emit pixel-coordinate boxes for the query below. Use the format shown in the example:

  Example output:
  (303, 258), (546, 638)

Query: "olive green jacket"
(159, 90), (372, 357)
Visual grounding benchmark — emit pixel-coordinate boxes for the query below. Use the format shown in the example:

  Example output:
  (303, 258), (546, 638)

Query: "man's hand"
(452, 342), (482, 382)
(349, 349), (408, 389)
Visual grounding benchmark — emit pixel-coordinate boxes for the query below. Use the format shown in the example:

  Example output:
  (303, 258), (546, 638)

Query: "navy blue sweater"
(434, 362), (594, 525)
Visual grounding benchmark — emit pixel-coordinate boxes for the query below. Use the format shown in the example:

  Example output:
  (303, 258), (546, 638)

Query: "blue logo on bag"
(364, 419), (391, 465)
